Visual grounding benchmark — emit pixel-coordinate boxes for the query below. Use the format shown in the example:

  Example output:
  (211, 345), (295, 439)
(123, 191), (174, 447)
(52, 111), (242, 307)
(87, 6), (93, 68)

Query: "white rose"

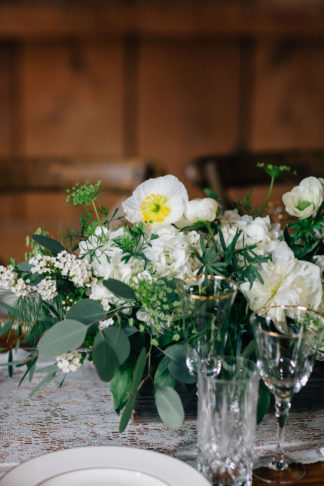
(282, 176), (323, 219)
(184, 198), (219, 224)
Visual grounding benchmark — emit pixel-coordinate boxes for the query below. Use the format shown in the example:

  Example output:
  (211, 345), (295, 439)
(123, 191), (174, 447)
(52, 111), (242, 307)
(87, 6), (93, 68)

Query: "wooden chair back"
(187, 150), (324, 208)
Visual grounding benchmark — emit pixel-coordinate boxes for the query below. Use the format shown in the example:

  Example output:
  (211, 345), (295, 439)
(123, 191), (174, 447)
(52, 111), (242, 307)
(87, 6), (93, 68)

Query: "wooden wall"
(0, 1), (324, 262)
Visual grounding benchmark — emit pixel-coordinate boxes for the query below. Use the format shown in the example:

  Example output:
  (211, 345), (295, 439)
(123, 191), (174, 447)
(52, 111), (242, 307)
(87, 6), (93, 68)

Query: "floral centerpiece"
(0, 165), (323, 431)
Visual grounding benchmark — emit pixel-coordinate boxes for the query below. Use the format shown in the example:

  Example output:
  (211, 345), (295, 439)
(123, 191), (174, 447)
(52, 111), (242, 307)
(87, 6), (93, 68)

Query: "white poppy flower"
(183, 198), (219, 225)
(122, 175), (188, 225)
(282, 176), (323, 219)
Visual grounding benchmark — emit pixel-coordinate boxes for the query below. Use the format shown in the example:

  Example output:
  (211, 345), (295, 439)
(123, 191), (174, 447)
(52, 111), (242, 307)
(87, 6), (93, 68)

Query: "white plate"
(0, 446), (210, 486)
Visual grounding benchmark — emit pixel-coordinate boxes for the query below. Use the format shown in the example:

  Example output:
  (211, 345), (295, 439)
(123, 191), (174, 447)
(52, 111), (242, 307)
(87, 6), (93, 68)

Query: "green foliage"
(103, 279), (136, 300)
(257, 380), (271, 424)
(112, 223), (156, 264)
(66, 181), (102, 207)
(38, 319), (87, 357)
(110, 356), (136, 414)
(164, 344), (196, 384)
(236, 163), (296, 217)
(30, 370), (57, 397)
(32, 235), (65, 255)
(198, 231), (268, 287)
(154, 386), (184, 429)
(93, 334), (119, 382)
(119, 347), (147, 432)
(154, 356), (176, 389)
(102, 327), (130, 366)
(257, 163), (295, 179)
(284, 204), (324, 260)
(66, 299), (106, 326)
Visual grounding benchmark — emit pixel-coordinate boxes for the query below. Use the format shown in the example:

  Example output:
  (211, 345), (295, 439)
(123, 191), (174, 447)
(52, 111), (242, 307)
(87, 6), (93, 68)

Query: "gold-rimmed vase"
(176, 275), (238, 375)
(250, 305), (324, 484)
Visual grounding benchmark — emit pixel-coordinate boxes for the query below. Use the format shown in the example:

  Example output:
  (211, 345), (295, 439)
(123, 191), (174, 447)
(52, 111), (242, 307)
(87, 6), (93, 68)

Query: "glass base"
(253, 454), (306, 484)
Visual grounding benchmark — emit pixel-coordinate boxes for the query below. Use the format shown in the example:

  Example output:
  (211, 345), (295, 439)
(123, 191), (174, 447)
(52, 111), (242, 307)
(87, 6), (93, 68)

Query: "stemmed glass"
(250, 305), (324, 484)
(177, 275), (238, 376)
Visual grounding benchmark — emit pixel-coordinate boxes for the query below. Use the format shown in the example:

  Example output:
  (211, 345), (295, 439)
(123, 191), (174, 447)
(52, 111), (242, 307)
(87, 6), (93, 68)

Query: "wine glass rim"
(176, 275), (238, 301)
(251, 305), (324, 338)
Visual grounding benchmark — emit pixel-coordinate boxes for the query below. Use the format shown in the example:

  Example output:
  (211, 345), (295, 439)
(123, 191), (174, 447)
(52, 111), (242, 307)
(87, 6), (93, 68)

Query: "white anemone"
(282, 176), (323, 219)
(122, 175), (188, 225)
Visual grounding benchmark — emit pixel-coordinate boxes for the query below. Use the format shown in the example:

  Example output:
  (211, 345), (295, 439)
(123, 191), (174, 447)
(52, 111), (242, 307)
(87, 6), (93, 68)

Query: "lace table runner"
(0, 352), (323, 478)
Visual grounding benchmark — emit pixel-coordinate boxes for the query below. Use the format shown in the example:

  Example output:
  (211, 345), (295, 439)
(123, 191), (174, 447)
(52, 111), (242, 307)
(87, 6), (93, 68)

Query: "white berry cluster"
(37, 277), (57, 301)
(98, 317), (114, 330)
(56, 351), (81, 373)
(0, 265), (32, 297)
(30, 251), (95, 288)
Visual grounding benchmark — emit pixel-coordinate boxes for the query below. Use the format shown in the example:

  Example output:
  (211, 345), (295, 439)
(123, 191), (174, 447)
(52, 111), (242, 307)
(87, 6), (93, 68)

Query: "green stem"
(204, 222), (216, 243)
(91, 200), (104, 231)
(258, 176), (275, 216)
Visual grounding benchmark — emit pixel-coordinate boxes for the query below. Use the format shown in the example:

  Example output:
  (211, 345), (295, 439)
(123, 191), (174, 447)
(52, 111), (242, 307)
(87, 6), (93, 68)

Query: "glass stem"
(272, 397), (291, 471)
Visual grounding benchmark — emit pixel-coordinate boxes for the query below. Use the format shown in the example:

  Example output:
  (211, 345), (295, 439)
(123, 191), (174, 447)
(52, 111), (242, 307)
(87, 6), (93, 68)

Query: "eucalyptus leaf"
(155, 386), (184, 429)
(37, 319), (87, 357)
(17, 261), (32, 272)
(29, 371), (56, 397)
(110, 358), (135, 414)
(32, 235), (65, 255)
(122, 325), (138, 337)
(102, 327), (130, 366)
(103, 279), (136, 300)
(67, 299), (106, 325)
(119, 393), (136, 433)
(165, 344), (196, 384)
(93, 340), (119, 382)
(154, 356), (176, 389)
(35, 363), (59, 374)
(132, 347), (147, 390)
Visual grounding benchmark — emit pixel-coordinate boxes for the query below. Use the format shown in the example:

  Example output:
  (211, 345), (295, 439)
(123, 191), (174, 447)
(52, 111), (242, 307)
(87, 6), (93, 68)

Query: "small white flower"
(56, 351), (81, 373)
(183, 198), (219, 225)
(37, 277), (57, 301)
(282, 177), (323, 219)
(98, 318), (114, 330)
(122, 175), (188, 225)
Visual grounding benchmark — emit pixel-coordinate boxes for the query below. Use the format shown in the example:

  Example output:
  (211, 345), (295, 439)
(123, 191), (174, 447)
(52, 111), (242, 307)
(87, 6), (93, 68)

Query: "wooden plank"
(22, 41), (124, 155)
(0, 45), (13, 155)
(0, 5), (323, 40)
(0, 157), (152, 192)
(137, 40), (240, 188)
(251, 42), (324, 151)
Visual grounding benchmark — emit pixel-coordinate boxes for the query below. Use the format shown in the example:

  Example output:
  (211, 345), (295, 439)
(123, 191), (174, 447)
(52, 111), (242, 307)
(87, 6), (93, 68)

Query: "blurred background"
(0, 0), (323, 262)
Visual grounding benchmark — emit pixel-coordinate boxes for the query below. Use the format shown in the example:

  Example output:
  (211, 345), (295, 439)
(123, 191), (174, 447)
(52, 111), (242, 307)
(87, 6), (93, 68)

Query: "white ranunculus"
(314, 255), (324, 276)
(241, 249), (323, 313)
(122, 175), (188, 225)
(282, 176), (323, 219)
(219, 211), (282, 258)
(143, 224), (201, 279)
(183, 198), (219, 225)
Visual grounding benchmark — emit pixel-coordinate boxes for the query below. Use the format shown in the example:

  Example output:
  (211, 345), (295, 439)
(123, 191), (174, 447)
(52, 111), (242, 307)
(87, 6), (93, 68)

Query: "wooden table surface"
(253, 462), (324, 485)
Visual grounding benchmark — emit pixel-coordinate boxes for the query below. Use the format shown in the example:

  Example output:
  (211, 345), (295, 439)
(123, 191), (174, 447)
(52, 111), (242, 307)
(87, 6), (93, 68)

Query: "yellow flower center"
(141, 193), (170, 222)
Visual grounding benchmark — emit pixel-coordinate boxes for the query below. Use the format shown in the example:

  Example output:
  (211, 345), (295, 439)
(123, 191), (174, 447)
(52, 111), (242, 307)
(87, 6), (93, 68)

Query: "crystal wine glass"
(250, 305), (324, 484)
(177, 275), (238, 376)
